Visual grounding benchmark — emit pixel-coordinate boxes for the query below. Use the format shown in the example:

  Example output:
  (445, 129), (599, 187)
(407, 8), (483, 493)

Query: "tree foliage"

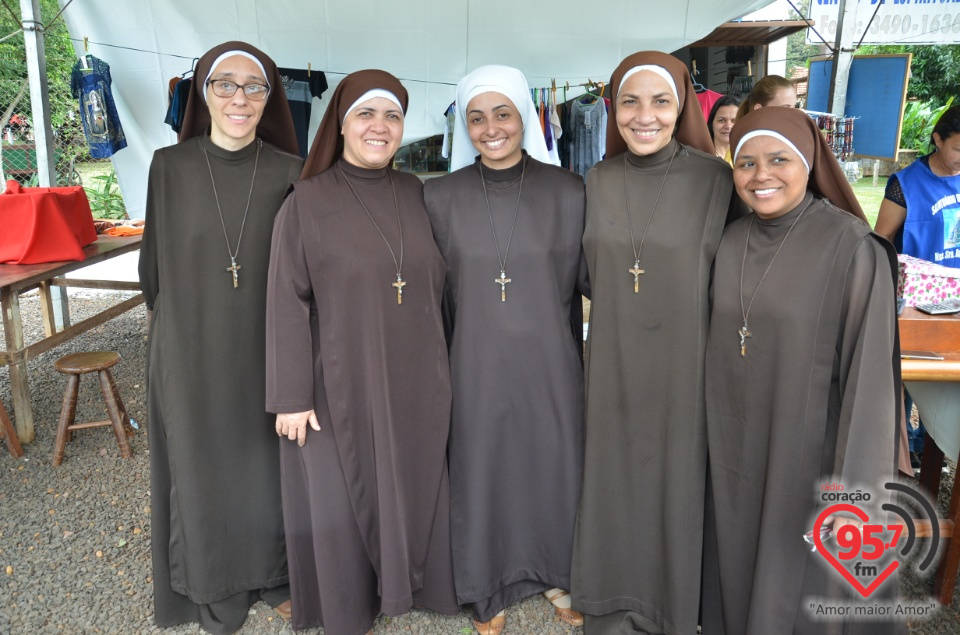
(785, 0), (820, 78)
(1, 0), (86, 151)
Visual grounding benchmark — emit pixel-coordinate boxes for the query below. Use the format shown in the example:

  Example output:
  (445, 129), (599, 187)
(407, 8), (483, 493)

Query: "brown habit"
(139, 136), (302, 632)
(701, 194), (905, 634)
(423, 154), (588, 618)
(265, 159), (459, 635)
(572, 140), (742, 633)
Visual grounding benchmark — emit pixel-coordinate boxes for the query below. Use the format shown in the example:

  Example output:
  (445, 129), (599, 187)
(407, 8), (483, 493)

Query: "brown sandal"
(274, 599), (292, 620)
(544, 590), (584, 627)
(474, 614), (506, 635)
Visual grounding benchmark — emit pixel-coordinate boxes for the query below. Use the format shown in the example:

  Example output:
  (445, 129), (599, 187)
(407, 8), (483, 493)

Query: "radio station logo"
(808, 481), (941, 599)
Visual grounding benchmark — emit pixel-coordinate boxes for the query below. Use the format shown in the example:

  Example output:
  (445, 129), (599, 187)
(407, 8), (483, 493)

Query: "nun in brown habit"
(265, 70), (459, 635)
(570, 51), (744, 634)
(138, 42), (302, 634)
(701, 107), (904, 634)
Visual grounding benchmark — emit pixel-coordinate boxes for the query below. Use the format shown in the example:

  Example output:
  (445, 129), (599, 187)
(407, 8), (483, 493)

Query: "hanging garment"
(567, 97), (606, 179)
(277, 67), (329, 159)
(696, 88), (723, 121)
(441, 102), (456, 160)
(70, 54), (127, 158)
(164, 77), (192, 136)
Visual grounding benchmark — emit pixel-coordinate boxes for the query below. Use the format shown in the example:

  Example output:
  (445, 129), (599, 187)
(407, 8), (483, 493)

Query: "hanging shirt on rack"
(70, 54), (127, 159)
(567, 96), (606, 179)
(164, 77), (192, 136)
(696, 88), (723, 121)
(277, 67), (329, 159)
(441, 102), (456, 160)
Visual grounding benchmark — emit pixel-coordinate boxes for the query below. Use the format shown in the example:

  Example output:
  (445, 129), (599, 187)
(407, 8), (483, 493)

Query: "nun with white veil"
(423, 65), (589, 635)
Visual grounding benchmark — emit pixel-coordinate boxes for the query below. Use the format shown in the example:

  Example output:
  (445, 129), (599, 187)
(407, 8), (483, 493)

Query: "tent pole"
(20, 0), (56, 187)
(827, 0), (857, 117)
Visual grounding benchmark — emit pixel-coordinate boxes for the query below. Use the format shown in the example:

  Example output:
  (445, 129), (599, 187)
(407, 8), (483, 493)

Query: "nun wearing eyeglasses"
(139, 42), (302, 634)
(700, 107), (903, 634)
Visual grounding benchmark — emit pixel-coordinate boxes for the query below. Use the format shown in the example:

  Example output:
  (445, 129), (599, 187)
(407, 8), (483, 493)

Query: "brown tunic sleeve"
(138, 150), (164, 310)
(832, 234), (898, 486)
(265, 189), (317, 413)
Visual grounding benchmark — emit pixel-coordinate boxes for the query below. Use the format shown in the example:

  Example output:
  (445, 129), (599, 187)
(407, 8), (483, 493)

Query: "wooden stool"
(53, 351), (134, 466)
(1, 396), (24, 459)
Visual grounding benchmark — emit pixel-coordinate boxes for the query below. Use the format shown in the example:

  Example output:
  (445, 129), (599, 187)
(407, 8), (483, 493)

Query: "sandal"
(274, 599), (292, 620)
(474, 614), (506, 635)
(544, 590), (584, 627)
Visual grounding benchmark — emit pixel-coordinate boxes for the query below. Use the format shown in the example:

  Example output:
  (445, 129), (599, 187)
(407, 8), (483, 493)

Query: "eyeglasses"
(206, 79), (270, 101)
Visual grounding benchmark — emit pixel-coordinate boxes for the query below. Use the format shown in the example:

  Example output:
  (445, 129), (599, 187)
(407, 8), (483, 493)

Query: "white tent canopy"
(60, 0), (772, 216)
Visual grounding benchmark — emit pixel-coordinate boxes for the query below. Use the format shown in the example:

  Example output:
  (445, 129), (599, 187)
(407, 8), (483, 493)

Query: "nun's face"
(341, 97), (404, 170)
(205, 55), (268, 151)
(733, 135), (808, 219)
(615, 71), (679, 156)
(466, 92), (524, 169)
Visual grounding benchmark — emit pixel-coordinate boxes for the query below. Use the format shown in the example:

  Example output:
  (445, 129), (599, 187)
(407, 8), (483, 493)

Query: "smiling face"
(340, 97), (404, 170)
(615, 70), (679, 156)
(465, 91), (524, 169)
(734, 135), (809, 219)
(205, 55), (268, 151)
(711, 105), (738, 147)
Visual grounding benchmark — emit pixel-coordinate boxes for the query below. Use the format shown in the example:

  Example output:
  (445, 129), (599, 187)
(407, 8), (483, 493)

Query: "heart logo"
(813, 504), (899, 598)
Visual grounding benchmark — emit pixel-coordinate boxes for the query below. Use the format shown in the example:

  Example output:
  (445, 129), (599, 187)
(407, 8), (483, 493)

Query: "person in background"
(735, 74), (797, 120)
(423, 65), (588, 635)
(266, 69), (459, 635)
(571, 50), (744, 635)
(707, 94), (741, 165)
(874, 104), (960, 468)
(701, 105), (903, 635)
(139, 41), (302, 634)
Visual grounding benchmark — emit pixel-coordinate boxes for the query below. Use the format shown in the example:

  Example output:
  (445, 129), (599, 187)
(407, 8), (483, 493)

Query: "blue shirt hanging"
(71, 54), (127, 159)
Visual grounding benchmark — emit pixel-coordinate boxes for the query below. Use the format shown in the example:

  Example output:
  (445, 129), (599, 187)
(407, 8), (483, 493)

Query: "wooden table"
(900, 306), (960, 604)
(0, 235), (143, 444)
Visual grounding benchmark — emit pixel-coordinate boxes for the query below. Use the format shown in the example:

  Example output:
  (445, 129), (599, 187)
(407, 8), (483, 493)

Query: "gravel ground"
(2, 290), (960, 634)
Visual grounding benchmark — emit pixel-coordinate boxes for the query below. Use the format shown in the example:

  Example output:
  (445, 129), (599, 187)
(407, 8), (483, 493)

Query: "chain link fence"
(1, 12), (124, 217)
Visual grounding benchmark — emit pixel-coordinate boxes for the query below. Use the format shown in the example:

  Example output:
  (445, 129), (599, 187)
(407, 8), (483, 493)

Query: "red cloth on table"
(0, 180), (96, 264)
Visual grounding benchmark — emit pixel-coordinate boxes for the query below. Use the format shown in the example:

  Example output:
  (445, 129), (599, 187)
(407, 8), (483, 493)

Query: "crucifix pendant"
(392, 274), (406, 305)
(495, 270), (511, 302)
(738, 319), (752, 357)
(628, 261), (644, 294)
(226, 257), (241, 289)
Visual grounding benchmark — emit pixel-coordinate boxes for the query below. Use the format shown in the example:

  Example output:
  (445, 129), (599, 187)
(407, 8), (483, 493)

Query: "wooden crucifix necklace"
(479, 158), (526, 302)
(202, 138), (261, 289)
(339, 166), (406, 305)
(624, 145), (676, 294)
(737, 198), (813, 357)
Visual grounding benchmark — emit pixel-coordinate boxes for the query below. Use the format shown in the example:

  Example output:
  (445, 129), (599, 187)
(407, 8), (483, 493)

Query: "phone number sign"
(807, 0), (960, 46)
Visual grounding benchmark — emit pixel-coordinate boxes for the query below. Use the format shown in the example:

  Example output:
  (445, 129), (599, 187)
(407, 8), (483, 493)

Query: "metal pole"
(827, 0), (858, 116)
(20, 0), (55, 187)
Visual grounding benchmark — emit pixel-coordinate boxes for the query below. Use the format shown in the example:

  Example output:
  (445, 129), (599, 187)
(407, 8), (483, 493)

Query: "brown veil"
(729, 107), (865, 221)
(178, 41), (298, 155)
(606, 51), (714, 157)
(300, 69), (409, 179)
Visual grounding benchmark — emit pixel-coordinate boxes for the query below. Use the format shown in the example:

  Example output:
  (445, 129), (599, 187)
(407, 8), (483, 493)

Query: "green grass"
(850, 176), (888, 230)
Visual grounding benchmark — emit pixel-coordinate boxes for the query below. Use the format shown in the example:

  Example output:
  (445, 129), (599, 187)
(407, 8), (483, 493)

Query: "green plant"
(899, 97), (955, 153)
(83, 170), (127, 219)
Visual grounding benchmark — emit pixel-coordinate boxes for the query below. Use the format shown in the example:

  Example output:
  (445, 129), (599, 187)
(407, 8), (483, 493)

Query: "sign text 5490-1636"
(808, 0), (960, 46)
